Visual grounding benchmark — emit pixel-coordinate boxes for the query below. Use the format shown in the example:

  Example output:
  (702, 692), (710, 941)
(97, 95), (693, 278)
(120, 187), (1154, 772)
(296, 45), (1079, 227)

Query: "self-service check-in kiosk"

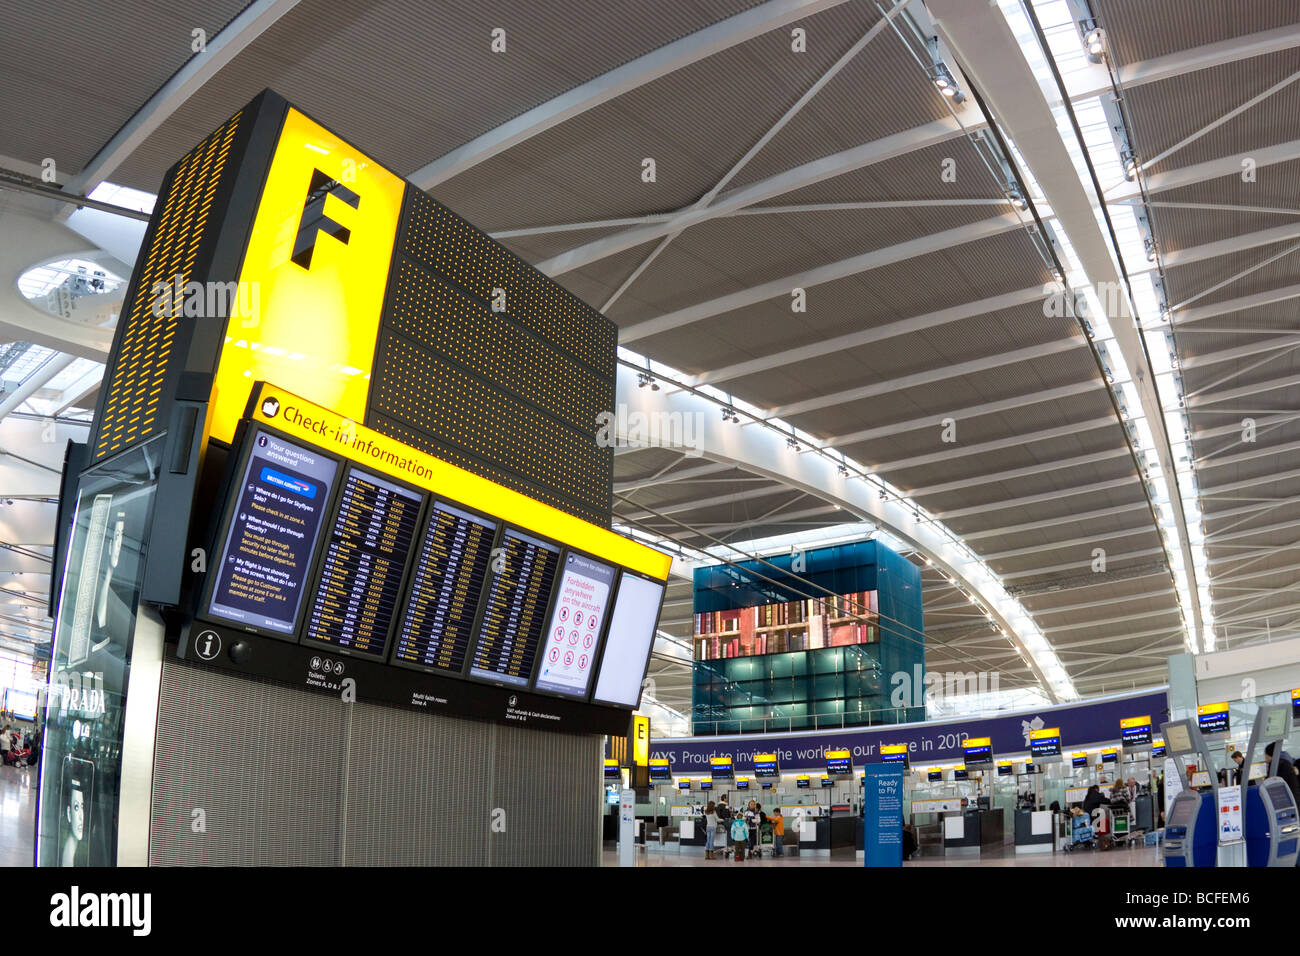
(1160, 718), (1219, 867)
(1239, 704), (1299, 868)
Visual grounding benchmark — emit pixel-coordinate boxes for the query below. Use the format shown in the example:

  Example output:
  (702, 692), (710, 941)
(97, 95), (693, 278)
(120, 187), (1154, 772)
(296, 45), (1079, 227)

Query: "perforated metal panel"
(368, 188), (616, 525)
(92, 111), (243, 462)
(150, 658), (602, 866)
(150, 657), (348, 866)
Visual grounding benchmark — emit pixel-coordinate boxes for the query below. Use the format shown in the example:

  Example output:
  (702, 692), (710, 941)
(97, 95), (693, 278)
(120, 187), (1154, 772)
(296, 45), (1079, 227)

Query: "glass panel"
(37, 439), (161, 867)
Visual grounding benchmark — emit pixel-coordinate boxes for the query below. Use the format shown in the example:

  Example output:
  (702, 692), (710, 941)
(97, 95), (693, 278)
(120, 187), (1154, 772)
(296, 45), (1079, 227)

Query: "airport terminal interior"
(0, 0), (1299, 872)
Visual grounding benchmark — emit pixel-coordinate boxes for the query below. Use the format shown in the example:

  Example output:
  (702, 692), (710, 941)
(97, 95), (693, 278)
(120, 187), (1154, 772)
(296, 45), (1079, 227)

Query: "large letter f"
(291, 169), (361, 269)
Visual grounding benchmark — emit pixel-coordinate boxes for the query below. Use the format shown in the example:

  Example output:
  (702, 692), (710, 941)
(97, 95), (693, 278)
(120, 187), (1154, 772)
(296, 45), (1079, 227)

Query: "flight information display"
(592, 573), (666, 708)
(392, 502), (498, 674)
(208, 433), (336, 634)
(1030, 728), (1062, 757)
(1197, 702), (1230, 736)
(303, 468), (422, 658)
(534, 552), (616, 697)
(826, 750), (852, 775)
(753, 754), (778, 777)
(1120, 715), (1152, 748)
(468, 529), (560, 686)
(962, 737), (993, 767)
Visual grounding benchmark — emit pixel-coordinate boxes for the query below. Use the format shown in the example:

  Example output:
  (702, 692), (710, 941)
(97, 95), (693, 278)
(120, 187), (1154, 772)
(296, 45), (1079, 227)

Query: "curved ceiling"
(1, 0), (1297, 709)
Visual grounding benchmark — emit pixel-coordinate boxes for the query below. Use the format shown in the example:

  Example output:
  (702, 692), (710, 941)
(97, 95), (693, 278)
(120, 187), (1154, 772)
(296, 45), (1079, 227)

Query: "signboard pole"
(863, 763), (904, 867)
(618, 786), (636, 867)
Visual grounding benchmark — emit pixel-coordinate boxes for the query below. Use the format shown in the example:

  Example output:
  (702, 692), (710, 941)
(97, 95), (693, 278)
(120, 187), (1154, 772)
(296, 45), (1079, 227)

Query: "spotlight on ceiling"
(932, 63), (966, 104)
(1121, 148), (1138, 181)
(1008, 189), (1028, 211)
(1081, 21), (1105, 63)
(1144, 236), (1158, 263)
(636, 371), (659, 390)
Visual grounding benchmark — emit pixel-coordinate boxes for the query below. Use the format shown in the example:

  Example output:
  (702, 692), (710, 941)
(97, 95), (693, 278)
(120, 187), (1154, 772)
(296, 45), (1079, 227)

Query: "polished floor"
(603, 841), (1167, 867)
(0, 764), (35, 867)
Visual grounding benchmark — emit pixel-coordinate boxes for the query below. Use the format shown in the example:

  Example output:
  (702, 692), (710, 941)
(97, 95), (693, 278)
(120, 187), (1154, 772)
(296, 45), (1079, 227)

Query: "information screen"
(1101, 749), (1118, 763)
(997, 764), (1013, 776)
(649, 760), (671, 780)
(392, 502), (499, 674)
(468, 529), (560, 687)
(953, 769), (969, 780)
(962, 738), (993, 767)
(592, 573), (665, 707)
(753, 755), (778, 777)
(208, 433), (336, 634)
(820, 776), (834, 788)
(709, 757), (734, 779)
(1030, 729), (1062, 758)
(1120, 716), (1152, 748)
(736, 779), (749, 790)
(303, 468), (422, 658)
(534, 552), (616, 697)
(796, 777), (810, 789)
(679, 779), (691, 790)
(1293, 689), (1300, 720)
(1151, 745), (1167, 758)
(881, 745), (909, 769)
(1071, 755), (1088, 768)
(1197, 703), (1230, 736)
(826, 750), (852, 775)
(927, 771), (942, 782)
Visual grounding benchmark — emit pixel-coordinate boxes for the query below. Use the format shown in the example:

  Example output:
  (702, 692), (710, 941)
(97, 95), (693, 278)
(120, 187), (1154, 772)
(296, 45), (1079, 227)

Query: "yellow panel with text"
(213, 107), (405, 444)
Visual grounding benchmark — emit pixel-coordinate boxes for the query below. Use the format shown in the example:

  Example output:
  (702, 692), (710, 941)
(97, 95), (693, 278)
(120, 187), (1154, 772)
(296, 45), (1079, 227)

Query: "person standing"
(730, 810), (748, 861)
(703, 801), (718, 860)
(0, 725), (10, 766)
(744, 800), (760, 856)
(1265, 743), (1300, 804)
(770, 806), (784, 857)
(716, 797), (731, 859)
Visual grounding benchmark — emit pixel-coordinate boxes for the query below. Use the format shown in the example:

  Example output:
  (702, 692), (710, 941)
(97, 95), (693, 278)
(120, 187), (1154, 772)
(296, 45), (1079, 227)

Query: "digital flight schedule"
(392, 501), (499, 674)
(303, 468), (422, 658)
(468, 529), (560, 687)
(533, 553), (616, 697)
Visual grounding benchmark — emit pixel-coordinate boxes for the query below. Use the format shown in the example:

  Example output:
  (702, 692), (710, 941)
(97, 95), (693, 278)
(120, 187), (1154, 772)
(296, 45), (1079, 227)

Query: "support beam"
(620, 213), (1026, 344)
(869, 415), (1117, 473)
(925, 0), (1199, 648)
(614, 461), (731, 494)
(826, 379), (1103, 451)
(905, 445), (1130, 499)
(411, 0), (854, 189)
(62, 0), (302, 196)
(769, 337), (1084, 421)
(694, 284), (1046, 386)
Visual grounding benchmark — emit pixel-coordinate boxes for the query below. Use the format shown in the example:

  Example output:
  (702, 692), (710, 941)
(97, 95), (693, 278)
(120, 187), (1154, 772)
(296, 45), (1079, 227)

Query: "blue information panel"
(863, 764), (904, 868)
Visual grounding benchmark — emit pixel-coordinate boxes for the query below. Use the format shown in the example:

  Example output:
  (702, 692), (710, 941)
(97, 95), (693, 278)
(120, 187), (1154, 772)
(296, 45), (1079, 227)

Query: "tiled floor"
(0, 765), (35, 867)
(603, 841), (1167, 867)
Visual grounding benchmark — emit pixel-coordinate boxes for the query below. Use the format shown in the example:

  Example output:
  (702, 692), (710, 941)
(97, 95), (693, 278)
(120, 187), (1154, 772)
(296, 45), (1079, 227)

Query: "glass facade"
(692, 644), (923, 735)
(36, 439), (160, 867)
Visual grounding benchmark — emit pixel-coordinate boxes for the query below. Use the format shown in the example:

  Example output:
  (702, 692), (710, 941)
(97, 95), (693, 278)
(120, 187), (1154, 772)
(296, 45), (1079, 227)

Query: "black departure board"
(303, 468), (422, 658)
(392, 501), (499, 674)
(468, 529), (560, 687)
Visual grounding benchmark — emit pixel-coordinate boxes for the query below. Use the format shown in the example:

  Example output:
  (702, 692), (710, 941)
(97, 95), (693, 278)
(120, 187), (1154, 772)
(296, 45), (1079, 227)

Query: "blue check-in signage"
(863, 764), (904, 868)
(651, 690), (1167, 773)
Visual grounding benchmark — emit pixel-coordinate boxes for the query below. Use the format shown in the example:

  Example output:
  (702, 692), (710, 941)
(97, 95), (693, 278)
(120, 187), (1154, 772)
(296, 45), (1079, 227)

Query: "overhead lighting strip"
(997, 0), (1210, 654)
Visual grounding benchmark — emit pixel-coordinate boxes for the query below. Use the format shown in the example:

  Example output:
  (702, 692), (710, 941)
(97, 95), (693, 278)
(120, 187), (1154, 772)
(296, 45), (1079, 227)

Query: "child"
(730, 811), (748, 861)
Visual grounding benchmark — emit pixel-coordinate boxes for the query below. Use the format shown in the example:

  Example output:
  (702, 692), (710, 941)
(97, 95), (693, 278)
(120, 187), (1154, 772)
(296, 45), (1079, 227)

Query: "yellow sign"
(1072, 751), (1088, 758)
(650, 759), (670, 768)
(710, 757), (733, 769)
(632, 716), (650, 767)
(880, 744), (908, 756)
(1030, 727), (1060, 740)
(604, 759), (618, 769)
(826, 749), (851, 759)
(250, 383), (672, 580)
(1102, 747), (1118, 756)
(1198, 702), (1229, 716)
(996, 759), (1013, 766)
(214, 107), (406, 444)
(1120, 716), (1151, 729)
(1293, 689), (1300, 701)
(963, 737), (991, 748)
(754, 753), (777, 763)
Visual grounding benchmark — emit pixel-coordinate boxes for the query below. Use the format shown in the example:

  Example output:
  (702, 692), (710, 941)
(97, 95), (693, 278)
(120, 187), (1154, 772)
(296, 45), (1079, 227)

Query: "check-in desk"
(942, 809), (1005, 856)
(793, 806), (830, 857)
(1014, 809), (1056, 854)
